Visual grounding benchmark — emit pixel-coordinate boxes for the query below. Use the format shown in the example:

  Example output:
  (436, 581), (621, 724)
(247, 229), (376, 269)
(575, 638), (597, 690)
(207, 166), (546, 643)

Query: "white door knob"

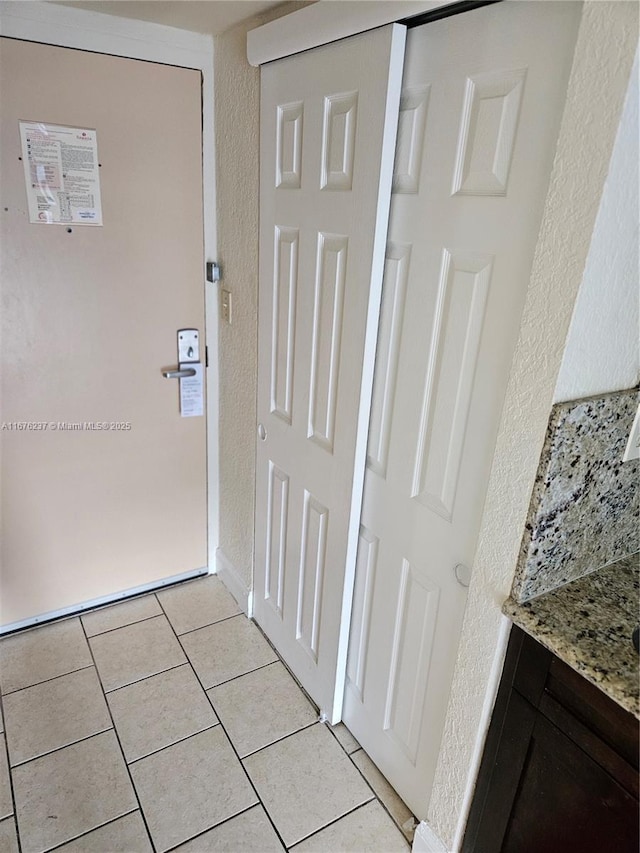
(257, 423), (267, 441)
(454, 563), (471, 588)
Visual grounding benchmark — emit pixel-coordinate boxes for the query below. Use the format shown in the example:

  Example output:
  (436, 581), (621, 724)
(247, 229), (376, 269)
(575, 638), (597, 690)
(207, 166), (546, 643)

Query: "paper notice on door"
(180, 362), (204, 417)
(19, 121), (103, 226)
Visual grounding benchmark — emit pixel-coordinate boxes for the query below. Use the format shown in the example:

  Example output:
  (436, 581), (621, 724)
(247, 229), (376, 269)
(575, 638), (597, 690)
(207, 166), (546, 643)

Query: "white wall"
(425, 4), (639, 848)
(554, 49), (639, 404)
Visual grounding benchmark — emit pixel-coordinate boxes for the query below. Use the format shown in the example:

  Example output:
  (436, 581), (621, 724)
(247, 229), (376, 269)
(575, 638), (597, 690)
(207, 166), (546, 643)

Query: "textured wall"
(213, 2), (307, 591)
(554, 51), (639, 403)
(213, 18), (260, 590)
(425, 3), (639, 848)
(511, 389), (639, 602)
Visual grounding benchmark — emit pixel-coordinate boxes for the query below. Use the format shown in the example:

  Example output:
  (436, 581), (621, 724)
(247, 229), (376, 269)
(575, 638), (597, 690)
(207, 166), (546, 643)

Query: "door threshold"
(0, 567), (209, 637)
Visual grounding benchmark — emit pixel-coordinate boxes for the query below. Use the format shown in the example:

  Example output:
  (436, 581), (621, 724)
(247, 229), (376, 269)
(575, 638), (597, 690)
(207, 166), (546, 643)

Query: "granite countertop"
(503, 554), (639, 718)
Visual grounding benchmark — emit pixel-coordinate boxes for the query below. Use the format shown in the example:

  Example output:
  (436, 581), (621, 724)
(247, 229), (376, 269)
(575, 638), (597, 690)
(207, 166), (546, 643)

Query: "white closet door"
(254, 25), (406, 721)
(343, 1), (582, 816)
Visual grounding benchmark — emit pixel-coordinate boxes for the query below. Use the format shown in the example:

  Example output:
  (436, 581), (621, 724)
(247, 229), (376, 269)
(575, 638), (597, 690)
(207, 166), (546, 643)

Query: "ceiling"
(53, 1), (292, 35)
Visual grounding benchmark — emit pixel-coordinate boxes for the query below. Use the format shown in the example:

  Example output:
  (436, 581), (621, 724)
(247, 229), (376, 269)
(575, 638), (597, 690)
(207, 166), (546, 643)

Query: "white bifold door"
(254, 25), (406, 721)
(343, 1), (582, 817)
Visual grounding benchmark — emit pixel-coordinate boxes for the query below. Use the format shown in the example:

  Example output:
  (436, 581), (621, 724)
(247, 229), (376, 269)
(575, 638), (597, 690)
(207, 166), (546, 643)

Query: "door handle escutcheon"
(163, 368), (196, 379)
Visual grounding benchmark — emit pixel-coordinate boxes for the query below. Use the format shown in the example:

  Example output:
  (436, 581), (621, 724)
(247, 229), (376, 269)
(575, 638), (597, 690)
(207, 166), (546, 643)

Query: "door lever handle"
(162, 368), (196, 379)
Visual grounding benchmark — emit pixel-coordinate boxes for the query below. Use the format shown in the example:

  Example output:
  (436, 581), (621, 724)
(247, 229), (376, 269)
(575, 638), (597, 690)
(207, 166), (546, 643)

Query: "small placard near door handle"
(163, 329), (204, 417)
(162, 368), (196, 379)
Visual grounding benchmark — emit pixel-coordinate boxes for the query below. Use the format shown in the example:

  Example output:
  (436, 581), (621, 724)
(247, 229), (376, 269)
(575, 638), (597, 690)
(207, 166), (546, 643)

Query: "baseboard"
(215, 548), (253, 615)
(412, 821), (450, 853)
(452, 614), (511, 851)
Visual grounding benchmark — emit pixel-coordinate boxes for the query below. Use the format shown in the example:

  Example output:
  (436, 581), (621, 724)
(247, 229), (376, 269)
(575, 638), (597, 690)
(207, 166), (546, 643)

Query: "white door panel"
(254, 24), (406, 721)
(343, 1), (582, 816)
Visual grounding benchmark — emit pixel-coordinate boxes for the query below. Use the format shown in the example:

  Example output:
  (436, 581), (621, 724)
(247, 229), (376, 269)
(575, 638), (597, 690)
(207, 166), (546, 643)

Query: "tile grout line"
(285, 796), (377, 851)
(0, 706), (22, 853)
(248, 619), (322, 717)
(238, 718), (320, 760)
(324, 721), (360, 757)
(126, 723), (221, 766)
(41, 809), (139, 853)
(103, 661), (189, 695)
(174, 610), (244, 638)
(161, 802), (260, 853)
(0, 664), (95, 697)
(317, 725), (413, 845)
(8, 725), (114, 770)
(203, 657), (279, 690)
(0, 585), (172, 643)
(84, 599), (243, 641)
(82, 609), (164, 639)
(155, 596), (291, 853)
(347, 748), (416, 845)
(79, 617), (158, 853)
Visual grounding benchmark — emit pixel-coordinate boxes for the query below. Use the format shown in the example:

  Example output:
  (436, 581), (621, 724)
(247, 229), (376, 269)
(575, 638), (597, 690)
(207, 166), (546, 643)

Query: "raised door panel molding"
(271, 226), (299, 424)
(265, 461), (290, 620)
(296, 491), (329, 663)
(452, 68), (527, 196)
(412, 249), (492, 520)
(367, 241), (411, 477)
(308, 232), (349, 452)
(321, 91), (358, 191)
(346, 526), (379, 701)
(276, 101), (303, 189)
(383, 559), (440, 764)
(393, 85), (431, 194)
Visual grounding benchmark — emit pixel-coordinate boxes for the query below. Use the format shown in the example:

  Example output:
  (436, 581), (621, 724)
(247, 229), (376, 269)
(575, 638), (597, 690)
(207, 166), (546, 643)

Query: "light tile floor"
(0, 576), (415, 853)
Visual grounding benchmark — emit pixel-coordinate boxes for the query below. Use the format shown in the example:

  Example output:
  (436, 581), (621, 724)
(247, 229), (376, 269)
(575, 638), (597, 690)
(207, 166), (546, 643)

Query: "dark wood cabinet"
(462, 626), (639, 853)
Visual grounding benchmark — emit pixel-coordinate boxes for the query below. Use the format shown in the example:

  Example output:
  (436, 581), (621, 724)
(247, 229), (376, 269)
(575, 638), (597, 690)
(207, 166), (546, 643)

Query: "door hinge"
(205, 345), (209, 368)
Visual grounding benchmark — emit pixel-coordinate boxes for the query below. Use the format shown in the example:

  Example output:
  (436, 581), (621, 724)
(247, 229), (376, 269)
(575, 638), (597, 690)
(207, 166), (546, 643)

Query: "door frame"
(0, 1), (220, 623)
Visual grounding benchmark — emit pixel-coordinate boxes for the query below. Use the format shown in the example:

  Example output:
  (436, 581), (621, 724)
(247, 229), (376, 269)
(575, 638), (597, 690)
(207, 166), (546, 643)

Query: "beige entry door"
(0, 39), (207, 629)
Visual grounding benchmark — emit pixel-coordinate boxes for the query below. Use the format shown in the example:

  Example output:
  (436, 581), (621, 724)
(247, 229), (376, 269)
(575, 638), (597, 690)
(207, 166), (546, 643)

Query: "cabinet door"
(503, 713), (639, 853)
(463, 628), (640, 853)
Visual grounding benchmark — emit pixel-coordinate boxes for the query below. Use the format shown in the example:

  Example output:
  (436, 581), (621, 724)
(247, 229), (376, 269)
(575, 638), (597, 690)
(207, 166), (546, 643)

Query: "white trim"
(451, 614), (511, 851)
(216, 548), (253, 616)
(331, 22), (407, 725)
(0, 1), (211, 64)
(247, 0), (452, 66)
(412, 821), (450, 853)
(0, 0), (220, 578)
(0, 568), (208, 636)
